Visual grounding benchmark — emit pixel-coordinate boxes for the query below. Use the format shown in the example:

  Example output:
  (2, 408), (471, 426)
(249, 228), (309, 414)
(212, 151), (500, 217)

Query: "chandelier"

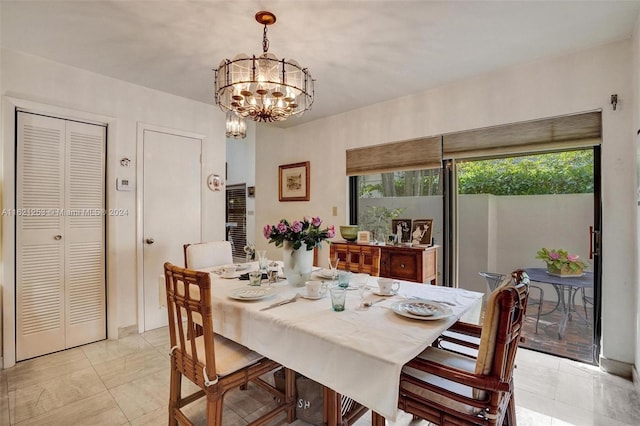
(225, 111), (246, 139)
(214, 11), (314, 123)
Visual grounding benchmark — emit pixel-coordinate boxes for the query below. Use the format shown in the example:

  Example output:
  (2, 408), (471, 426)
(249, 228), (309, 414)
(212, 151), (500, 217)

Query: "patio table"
(524, 267), (593, 339)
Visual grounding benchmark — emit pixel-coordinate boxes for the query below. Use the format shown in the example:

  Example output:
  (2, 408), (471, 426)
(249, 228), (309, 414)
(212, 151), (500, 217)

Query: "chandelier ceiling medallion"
(214, 11), (314, 123)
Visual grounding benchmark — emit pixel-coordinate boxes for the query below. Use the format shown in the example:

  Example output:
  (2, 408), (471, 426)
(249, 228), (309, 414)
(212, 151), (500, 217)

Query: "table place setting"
(389, 300), (453, 321)
(204, 273), (483, 422)
(208, 262), (254, 278)
(228, 287), (275, 301)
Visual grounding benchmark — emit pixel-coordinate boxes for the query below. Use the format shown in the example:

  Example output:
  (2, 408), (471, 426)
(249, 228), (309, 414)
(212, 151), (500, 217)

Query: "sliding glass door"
(449, 148), (600, 364)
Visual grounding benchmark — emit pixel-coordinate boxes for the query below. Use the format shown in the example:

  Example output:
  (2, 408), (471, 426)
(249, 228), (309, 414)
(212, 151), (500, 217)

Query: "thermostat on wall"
(116, 177), (133, 191)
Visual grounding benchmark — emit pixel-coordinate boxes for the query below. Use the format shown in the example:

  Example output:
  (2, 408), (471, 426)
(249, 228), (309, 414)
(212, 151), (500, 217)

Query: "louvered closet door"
(16, 112), (106, 361)
(64, 121), (106, 348)
(16, 113), (66, 360)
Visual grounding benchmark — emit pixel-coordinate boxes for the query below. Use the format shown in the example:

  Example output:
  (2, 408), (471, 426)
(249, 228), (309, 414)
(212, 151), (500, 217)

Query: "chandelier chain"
(262, 25), (269, 53)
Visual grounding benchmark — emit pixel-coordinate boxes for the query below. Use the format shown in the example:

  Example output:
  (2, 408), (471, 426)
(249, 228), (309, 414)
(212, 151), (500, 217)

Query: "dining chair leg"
(168, 367), (181, 426)
(206, 393), (224, 426)
(323, 386), (338, 426)
(371, 411), (385, 426)
(285, 368), (296, 423)
(504, 394), (517, 426)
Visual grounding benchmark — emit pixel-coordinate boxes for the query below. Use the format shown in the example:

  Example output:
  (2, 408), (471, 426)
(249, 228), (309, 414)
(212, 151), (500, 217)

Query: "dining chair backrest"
(184, 241), (233, 269)
(164, 262), (216, 386)
(473, 271), (529, 398)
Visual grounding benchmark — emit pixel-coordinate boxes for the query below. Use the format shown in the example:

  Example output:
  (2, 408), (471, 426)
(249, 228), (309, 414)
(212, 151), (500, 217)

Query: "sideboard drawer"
(387, 252), (418, 281)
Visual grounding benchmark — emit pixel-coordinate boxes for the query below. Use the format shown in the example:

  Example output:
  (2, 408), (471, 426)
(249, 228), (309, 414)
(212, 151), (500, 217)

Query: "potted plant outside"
(536, 248), (588, 277)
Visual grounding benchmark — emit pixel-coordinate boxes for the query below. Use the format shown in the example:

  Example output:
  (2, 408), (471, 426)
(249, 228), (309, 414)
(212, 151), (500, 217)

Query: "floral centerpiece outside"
(536, 248), (588, 277)
(264, 217), (335, 286)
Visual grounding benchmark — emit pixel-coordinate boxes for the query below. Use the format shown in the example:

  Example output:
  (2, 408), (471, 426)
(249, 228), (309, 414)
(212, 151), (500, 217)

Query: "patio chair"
(183, 241), (233, 269)
(480, 271), (544, 334)
(164, 262), (295, 426)
(371, 270), (530, 426)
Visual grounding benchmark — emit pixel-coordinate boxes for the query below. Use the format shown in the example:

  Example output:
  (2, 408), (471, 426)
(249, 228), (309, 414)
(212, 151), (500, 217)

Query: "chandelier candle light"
(214, 11), (314, 123)
(225, 111), (246, 139)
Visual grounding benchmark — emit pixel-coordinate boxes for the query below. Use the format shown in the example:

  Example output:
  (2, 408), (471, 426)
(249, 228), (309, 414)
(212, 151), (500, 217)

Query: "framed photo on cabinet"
(411, 219), (433, 246)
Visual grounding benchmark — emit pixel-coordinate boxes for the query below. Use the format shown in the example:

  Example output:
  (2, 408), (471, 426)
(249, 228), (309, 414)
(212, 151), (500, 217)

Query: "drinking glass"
(328, 256), (340, 282)
(329, 287), (347, 312)
(257, 250), (268, 272)
(248, 270), (262, 286)
(337, 270), (351, 288)
(355, 273), (371, 309)
(267, 262), (279, 286)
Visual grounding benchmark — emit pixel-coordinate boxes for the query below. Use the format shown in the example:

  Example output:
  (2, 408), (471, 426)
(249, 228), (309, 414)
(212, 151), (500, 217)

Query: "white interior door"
(143, 129), (201, 331)
(16, 113), (66, 360)
(64, 121), (106, 348)
(16, 112), (106, 361)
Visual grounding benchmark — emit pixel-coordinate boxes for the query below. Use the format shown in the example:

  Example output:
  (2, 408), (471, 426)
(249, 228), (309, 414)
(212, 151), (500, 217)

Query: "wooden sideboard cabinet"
(330, 242), (438, 284)
(330, 242), (381, 276)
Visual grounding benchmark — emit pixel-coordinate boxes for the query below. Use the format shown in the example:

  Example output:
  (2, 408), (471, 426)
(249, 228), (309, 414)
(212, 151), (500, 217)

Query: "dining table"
(161, 263), (483, 424)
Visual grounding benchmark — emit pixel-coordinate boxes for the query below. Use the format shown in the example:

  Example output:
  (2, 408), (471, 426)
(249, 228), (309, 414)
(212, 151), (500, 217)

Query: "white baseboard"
(599, 354), (633, 378)
(633, 365), (640, 400)
(117, 324), (138, 339)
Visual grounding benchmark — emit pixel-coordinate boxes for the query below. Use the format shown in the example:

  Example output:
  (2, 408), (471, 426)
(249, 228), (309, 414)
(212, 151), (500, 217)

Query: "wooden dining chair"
(372, 270), (529, 426)
(164, 262), (295, 426)
(183, 241), (233, 269)
(480, 270), (543, 334)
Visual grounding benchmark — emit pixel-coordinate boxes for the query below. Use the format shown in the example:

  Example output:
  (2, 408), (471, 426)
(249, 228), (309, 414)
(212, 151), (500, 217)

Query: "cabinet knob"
(54, 235), (62, 240)
(400, 263), (405, 268)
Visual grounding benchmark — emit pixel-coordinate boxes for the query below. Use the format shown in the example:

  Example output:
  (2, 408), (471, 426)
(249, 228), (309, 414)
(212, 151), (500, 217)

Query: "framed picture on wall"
(279, 161), (310, 201)
(411, 219), (433, 246)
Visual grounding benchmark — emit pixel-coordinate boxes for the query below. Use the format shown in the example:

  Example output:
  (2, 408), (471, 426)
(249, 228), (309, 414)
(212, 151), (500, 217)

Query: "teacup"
(377, 278), (399, 295)
(221, 264), (237, 278)
(305, 280), (326, 298)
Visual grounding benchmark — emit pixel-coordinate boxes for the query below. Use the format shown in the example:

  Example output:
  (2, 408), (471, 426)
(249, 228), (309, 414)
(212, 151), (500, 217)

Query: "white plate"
(234, 263), (251, 271)
(300, 289), (327, 300)
(229, 288), (271, 301)
(390, 300), (452, 321)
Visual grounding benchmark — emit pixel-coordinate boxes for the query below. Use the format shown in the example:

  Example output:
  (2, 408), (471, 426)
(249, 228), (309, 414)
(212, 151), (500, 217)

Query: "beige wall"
(255, 39), (637, 368)
(1, 48), (227, 367)
(633, 12), (640, 380)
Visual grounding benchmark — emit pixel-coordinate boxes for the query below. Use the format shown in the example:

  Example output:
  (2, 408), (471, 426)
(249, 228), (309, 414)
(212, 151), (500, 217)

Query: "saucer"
(301, 289), (326, 300)
(373, 290), (397, 296)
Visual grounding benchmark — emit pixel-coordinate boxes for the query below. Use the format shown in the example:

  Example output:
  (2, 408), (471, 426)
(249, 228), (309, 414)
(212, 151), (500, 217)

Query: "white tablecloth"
(205, 274), (482, 420)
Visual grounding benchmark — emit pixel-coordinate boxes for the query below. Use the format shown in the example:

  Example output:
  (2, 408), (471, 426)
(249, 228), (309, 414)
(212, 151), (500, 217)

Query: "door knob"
(145, 238), (155, 245)
(54, 235), (62, 240)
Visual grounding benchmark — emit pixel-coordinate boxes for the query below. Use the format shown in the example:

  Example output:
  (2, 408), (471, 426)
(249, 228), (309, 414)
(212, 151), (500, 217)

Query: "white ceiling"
(2, 1), (640, 128)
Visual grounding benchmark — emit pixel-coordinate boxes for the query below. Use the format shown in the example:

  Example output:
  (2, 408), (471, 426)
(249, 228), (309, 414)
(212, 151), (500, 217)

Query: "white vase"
(282, 241), (314, 287)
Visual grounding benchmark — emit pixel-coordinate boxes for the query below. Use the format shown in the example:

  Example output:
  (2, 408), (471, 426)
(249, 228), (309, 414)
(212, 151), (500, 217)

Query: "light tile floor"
(1, 327), (639, 425)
